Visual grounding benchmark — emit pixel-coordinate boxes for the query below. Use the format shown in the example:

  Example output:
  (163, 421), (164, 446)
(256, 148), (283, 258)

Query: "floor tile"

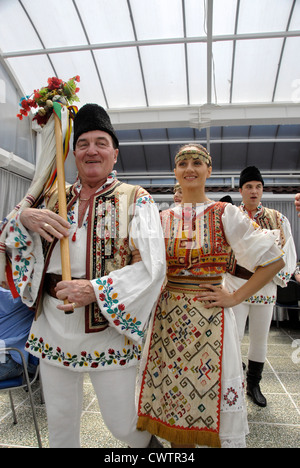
(0, 324), (299, 449)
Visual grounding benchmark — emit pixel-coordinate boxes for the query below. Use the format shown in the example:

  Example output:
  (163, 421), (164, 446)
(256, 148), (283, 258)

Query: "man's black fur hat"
(73, 103), (119, 149)
(239, 166), (264, 188)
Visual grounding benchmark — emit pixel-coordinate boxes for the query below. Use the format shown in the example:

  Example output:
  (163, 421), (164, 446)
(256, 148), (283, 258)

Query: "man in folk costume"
(225, 166), (296, 407)
(1, 104), (166, 448)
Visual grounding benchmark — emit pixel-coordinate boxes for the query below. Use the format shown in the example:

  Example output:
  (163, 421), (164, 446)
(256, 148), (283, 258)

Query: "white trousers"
(40, 361), (151, 448)
(232, 303), (274, 363)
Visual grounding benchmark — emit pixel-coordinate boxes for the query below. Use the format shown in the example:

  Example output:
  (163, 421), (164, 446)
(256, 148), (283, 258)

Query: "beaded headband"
(175, 146), (212, 166)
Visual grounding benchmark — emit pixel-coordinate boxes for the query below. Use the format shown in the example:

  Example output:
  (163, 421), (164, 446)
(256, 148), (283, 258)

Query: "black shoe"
(147, 435), (164, 448)
(246, 360), (267, 407)
(247, 384), (267, 407)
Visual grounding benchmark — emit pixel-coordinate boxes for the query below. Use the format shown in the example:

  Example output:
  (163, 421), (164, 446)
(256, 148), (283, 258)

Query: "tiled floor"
(0, 323), (299, 449)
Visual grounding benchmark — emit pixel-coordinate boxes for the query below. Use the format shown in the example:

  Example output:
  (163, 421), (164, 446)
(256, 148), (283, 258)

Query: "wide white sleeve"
(91, 193), (166, 345)
(273, 214), (297, 287)
(222, 204), (284, 272)
(4, 212), (44, 306)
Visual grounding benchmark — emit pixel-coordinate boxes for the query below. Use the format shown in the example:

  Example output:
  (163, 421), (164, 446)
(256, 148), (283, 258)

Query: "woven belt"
(166, 275), (223, 294)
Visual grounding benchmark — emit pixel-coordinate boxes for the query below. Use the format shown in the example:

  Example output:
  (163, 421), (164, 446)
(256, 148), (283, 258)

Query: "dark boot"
(246, 360), (267, 407)
(147, 435), (164, 448)
(128, 435), (163, 449)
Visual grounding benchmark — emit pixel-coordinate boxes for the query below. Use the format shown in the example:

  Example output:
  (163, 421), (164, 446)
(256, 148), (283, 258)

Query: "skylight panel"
(237, 0), (293, 33)
(212, 0), (237, 36)
(187, 43), (207, 105)
(21, 0), (87, 48)
(184, 0), (207, 37)
(231, 38), (283, 103)
(75, 0), (135, 43)
(140, 44), (187, 106)
(212, 41), (234, 104)
(48, 51), (107, 108)
(93, 48), (147, 108)
(274, 37), (300, 103)
(130, 0), (183, 40)
(0, 0), (41, 53)
(6, 56), (55, 98)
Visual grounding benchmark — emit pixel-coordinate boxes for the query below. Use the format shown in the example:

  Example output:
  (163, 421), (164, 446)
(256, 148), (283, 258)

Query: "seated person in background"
(0, 282), (37, 380)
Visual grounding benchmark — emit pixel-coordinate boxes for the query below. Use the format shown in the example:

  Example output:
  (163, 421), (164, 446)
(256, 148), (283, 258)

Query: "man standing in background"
(225, 166), (297, 407)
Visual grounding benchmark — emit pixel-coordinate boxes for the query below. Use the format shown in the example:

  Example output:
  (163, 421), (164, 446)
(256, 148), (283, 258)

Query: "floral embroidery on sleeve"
(96, 277), (144, 338)
(9, 218), (33, 295)
(135, 194), (154, 208)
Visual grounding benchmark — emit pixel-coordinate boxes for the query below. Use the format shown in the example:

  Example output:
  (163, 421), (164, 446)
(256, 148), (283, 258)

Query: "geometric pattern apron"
(137, 276), (224, 447)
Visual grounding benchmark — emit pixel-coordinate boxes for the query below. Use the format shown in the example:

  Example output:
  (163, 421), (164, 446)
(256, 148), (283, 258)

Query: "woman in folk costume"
(1, 104), (166, 448)
(225, 167), (297, 407)
(137, 144), (284, 448)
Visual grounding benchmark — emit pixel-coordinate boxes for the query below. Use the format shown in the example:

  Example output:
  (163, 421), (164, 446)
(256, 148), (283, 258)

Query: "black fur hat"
(239, 166), (264, 188)
(73, 103), (119, 149)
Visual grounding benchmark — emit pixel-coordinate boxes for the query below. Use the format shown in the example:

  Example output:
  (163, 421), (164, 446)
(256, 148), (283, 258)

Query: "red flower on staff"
(47, 77), (63, 90)
(16, 75), (80, 124)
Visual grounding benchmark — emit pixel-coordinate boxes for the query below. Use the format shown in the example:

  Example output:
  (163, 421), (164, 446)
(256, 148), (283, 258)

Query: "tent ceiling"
(1, 0), (300, 190)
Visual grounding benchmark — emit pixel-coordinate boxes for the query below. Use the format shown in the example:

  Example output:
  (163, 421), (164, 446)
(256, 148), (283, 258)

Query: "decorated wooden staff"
(0, 76), (79, 310)
(53, 104), (72, 311)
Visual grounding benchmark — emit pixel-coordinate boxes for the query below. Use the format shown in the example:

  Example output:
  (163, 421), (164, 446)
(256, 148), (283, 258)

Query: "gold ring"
(71, 302), (77, 310)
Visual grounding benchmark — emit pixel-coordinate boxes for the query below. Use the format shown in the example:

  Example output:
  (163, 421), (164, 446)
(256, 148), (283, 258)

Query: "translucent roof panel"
(0, 1), (42, 53)
(140, 44), (187, 106)
(185, 0), (207, 36)
(6, 56), (55, 97)
(212, 0), (237, 35)
(130, 0), (184, 40)
(93, 48), (147, 108)
(275, 37), (300, 102)
(1, 0), (299, 108)
(187, 43), (207, 105)
(76, 0), (135, 43)
(49, 51), (107, 106)
(237, 0), (293, 33)
(0, 0), (299, 183)
(22, 0), (88, 48)
(232, 38), (283, 103)
(212, 41), (234, 104)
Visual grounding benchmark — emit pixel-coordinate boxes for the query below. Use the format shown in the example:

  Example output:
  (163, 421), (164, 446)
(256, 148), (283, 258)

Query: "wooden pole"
(54, 111), (72, 313)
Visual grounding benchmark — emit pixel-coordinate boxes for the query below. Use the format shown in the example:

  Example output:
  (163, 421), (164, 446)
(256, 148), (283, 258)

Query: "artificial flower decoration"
(17, 75), (80, 126)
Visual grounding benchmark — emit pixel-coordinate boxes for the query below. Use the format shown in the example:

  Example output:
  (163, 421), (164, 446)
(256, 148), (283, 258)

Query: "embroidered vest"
(227, 204), (285, 276)
(161, 202), (231, 277)
(253, 206), (286, 247)
(37, 180), (141, 333)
